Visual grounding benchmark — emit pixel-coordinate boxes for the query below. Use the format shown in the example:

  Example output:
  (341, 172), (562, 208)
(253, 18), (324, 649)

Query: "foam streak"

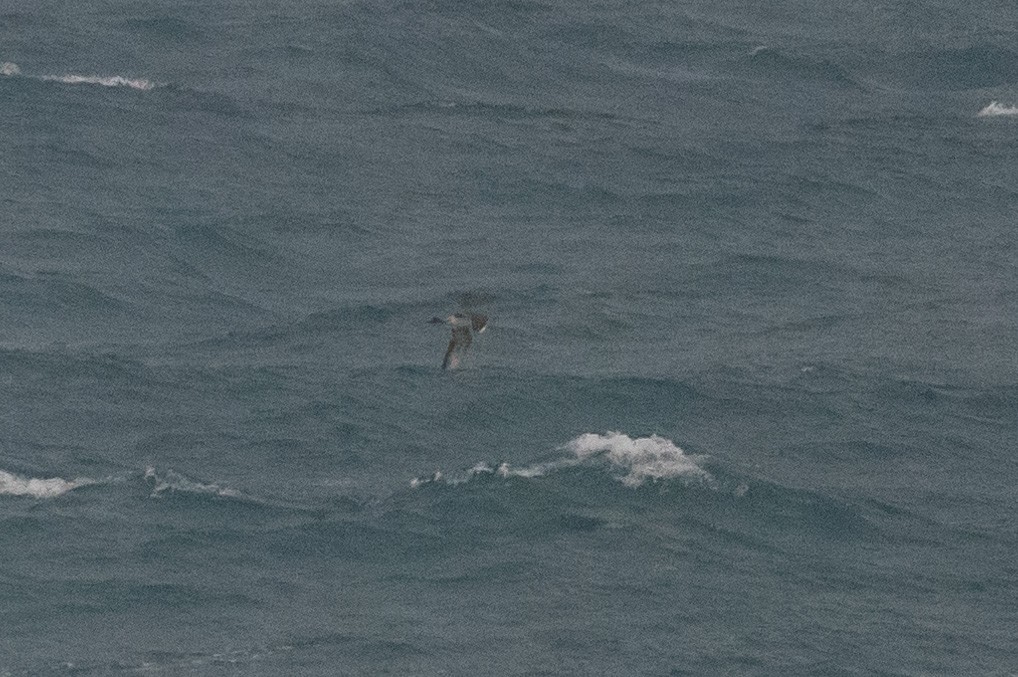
(144, 467), (241, 498)
(0, 469), (94, 498)
(39, 74), (156, 90)
(1, 62), (157, 90)
(410, 432), (710, 489)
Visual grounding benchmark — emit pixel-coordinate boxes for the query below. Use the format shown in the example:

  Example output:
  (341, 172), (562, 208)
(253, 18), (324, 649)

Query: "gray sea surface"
(1, 0), (1017, 674)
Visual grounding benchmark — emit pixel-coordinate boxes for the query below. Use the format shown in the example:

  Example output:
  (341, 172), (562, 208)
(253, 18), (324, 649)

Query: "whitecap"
(410, 470), (444, 488)
(977, 101), (1018, 117)
(496, 459), (575, 479)
(0, 468), (94, 498)
(39, 74), (157, 91)
(564, 431), (710, 487)
(1, 62), (158, 90)
(411, 432), (710, 489)
(144, 466), (241, 499)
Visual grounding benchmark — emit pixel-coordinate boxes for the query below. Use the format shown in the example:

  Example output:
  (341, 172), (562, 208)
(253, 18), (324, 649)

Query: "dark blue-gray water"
(1, 0), (1017, 674)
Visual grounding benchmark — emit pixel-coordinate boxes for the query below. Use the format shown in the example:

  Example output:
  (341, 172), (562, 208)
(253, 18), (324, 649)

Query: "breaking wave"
(565, 431), (711, 486)
(411, 431), (710, 489)
(977, 101), (1018, 117)
(144, 467), (242, 499)
(1, 61), (158, 90)
(39, 74), (157, 90)
(0, 468), (95, 498)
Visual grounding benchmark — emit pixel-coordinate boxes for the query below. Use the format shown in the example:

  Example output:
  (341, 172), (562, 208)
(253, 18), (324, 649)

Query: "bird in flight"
(430, 312), (488, 369)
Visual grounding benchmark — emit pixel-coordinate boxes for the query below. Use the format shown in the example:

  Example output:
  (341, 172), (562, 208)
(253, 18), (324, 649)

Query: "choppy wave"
(61, 641), (298, 674)
(412, 431), (710, 489)
(0, 468), (94, 498)
(144, 467), (242, 499)
(1, 61), (157, 90)
(745, 47), (860, 88)
(977, 101), (1018, 117)
(565, 431), (710, 486)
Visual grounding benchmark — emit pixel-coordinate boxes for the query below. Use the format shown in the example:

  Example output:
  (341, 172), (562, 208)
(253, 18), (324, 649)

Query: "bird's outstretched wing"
(442, 326), (473, 369)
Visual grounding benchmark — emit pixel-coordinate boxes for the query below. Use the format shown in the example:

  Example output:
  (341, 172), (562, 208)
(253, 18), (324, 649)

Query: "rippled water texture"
(1, 0), (1016, 674)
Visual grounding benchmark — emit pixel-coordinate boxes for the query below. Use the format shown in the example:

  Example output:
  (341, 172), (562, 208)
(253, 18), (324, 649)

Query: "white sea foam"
(0, 62), (156, 90)
(564, 432), (710, 486)
(145, 467), (241, 499)
(411, 432), (710, 489)
(496, 460), (567, 479)
(410, 470), (444, 488)
(977, 101), (1018, 117)
(39, 74), (157, 91)
(0, 469), (94, 498)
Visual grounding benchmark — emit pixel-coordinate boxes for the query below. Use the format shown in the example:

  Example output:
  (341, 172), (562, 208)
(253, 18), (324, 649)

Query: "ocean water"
(1, 0), (1017, 673)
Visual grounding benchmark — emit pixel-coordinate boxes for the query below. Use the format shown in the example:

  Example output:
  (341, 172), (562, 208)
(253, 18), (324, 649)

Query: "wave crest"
(977, 101), (1018, 117)
(145, 467), (241, 499)
(411, 432), (710, 489)
(39, 74), (157, 90)
(0, 469), (94, 498)
(565, 432), (710, 486)
(0, 61), (157, 90)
